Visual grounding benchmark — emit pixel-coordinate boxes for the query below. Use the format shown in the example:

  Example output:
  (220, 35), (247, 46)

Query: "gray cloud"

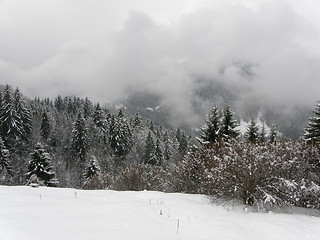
(1, 0), (320, 128)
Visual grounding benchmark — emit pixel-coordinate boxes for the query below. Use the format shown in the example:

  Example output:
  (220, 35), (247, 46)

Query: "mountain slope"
(0, 186), (319, 240)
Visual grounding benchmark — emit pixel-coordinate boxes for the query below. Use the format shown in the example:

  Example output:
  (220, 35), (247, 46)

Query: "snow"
(0, 186), (320, 240)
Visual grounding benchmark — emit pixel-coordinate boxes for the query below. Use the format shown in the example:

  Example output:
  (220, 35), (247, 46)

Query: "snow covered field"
(0, 186), (319, 240)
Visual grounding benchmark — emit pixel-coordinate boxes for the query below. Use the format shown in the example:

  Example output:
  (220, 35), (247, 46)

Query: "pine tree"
(178, 131), (188, 156)
(108, 110), (132, 158)
(304, 102), (320, 143)
(71, 113), (88, 169)
(245, 116), (259, 143)
(40, 111), (51, 140)
(13, 88), (32, 141)
(83, 97), (93, 119)
(269, 123), (278, 144)
(155, 138), (163, 165)
(221, 104), (239, 139)
(26, 143), (55, 186)
(259, 122), (267, 143)
(0, 84), (23, 146)
(199, 106), (221, 144)
(92, 103), (106, 131)
(144, 131), (157, 165)
(163, 131), (172, 162)
(0, 136), (11, 175)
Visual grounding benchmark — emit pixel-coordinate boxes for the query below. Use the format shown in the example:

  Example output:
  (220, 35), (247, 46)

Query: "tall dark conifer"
(199, 106), (221, 144)
(304, 102), (320, 143)
(221, 104), (239, 139)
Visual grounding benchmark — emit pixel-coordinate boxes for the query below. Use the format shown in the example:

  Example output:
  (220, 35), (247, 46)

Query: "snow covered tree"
(26, 143), (55, 186)
(155, 138), (163, 166)
(304, 101), (320, 143)
(0, 136), (11, 175)
(92, 103), (106, 131)
(83, 156), (103, 189)
(178, 131), (189, 157)
(199, 106), (221, 144)
(269, 123), (278, 144)
(83, 97), (93, 119)
(13, 88), (32, 141)
(108, 110), (133, 158)
(259, 122), (267, 143)
(144, 131), (157, 165)
(71, 113), (88, 160)
(40, 111), (51, 140)
(245, 116), (259, 143)
(0, 84), (23, 146)
(163, 131), (173, 162)
(221, 104), (239, 139)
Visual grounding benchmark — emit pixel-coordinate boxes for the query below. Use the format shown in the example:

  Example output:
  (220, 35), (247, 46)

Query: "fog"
(1, 0), (320, 129)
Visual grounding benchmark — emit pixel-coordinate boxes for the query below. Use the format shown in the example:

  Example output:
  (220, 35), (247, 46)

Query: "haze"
(1, 0), (320, 128)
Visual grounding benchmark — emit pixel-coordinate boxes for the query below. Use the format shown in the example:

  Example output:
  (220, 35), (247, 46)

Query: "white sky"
(1, 0), (320, 125)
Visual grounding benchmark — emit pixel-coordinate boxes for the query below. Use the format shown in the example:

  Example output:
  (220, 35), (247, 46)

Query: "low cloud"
(1, 0), (320, 129)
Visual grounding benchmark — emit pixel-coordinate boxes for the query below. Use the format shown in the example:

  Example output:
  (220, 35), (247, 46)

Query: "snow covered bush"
(114, 163), (169, 191)
(174, 139), (320, 209)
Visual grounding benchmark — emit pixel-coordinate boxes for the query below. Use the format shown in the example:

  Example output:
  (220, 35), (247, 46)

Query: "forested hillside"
(0, 84), (319, 210)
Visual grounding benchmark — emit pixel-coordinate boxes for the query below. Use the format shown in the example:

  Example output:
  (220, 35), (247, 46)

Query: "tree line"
(0, 84), (319, 210)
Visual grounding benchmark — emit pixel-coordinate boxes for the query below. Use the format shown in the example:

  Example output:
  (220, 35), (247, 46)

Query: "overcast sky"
(1, 0), (320, 125)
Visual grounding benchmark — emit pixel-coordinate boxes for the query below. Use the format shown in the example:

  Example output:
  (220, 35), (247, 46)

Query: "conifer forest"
(0, 83), (319, 210)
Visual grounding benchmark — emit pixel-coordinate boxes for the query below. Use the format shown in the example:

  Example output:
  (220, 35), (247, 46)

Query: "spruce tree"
(92, 103), (106, 131)
(83, 97), (93, 119)
(13, 88), (32, 141)
(259, 122), (267, 143)
(178, 131), (188, 156)
(269, 123), (278, 144)
(40, 111), (51, 140)
(144, 131), (157, 165)
(0, 84), (22, 146)
(245, 116), (259, 143)
(0, 136), (11, 175)
(199, 106), (221, 144)
(163, 131), (172, 162)
(26, 143), (55, 186)
(221, 104), (239, 139)
(108, 110), (132, 158)
(71, 113), (88, 174)
(304, 102), (320, 143)
(155, 138), (163, 165)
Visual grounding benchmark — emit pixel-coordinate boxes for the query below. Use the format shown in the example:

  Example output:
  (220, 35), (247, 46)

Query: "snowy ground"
(0, 186), (320, 240)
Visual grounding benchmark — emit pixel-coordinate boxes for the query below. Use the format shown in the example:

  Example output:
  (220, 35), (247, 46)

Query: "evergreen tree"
(178, 131), (189, 156)
(108, 110), (132, 158)
(304, 102), (320, 143)
(83, 97), (93, 119)
(13, 88), (32, 141)
(144, 131), (157, 165)
(71, 113), (88, 174)
(0, 136), (11, 175)
(245, 116), (259, 143)
(269, 123), (278, 144)
(26, 143), (55, 186)
(92, 103), (106, 131)
(163, 131), (172, 162)
(40, 111), (51, 140)
(155, 138), (163, 165)
(259, 122), (267, 143)
(0, 84), (23, 146)
(199, 106), (221, 144)
(84, 156), (101, 180)
(54, 95), (64, 112)
(221, 104), (239, 139)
